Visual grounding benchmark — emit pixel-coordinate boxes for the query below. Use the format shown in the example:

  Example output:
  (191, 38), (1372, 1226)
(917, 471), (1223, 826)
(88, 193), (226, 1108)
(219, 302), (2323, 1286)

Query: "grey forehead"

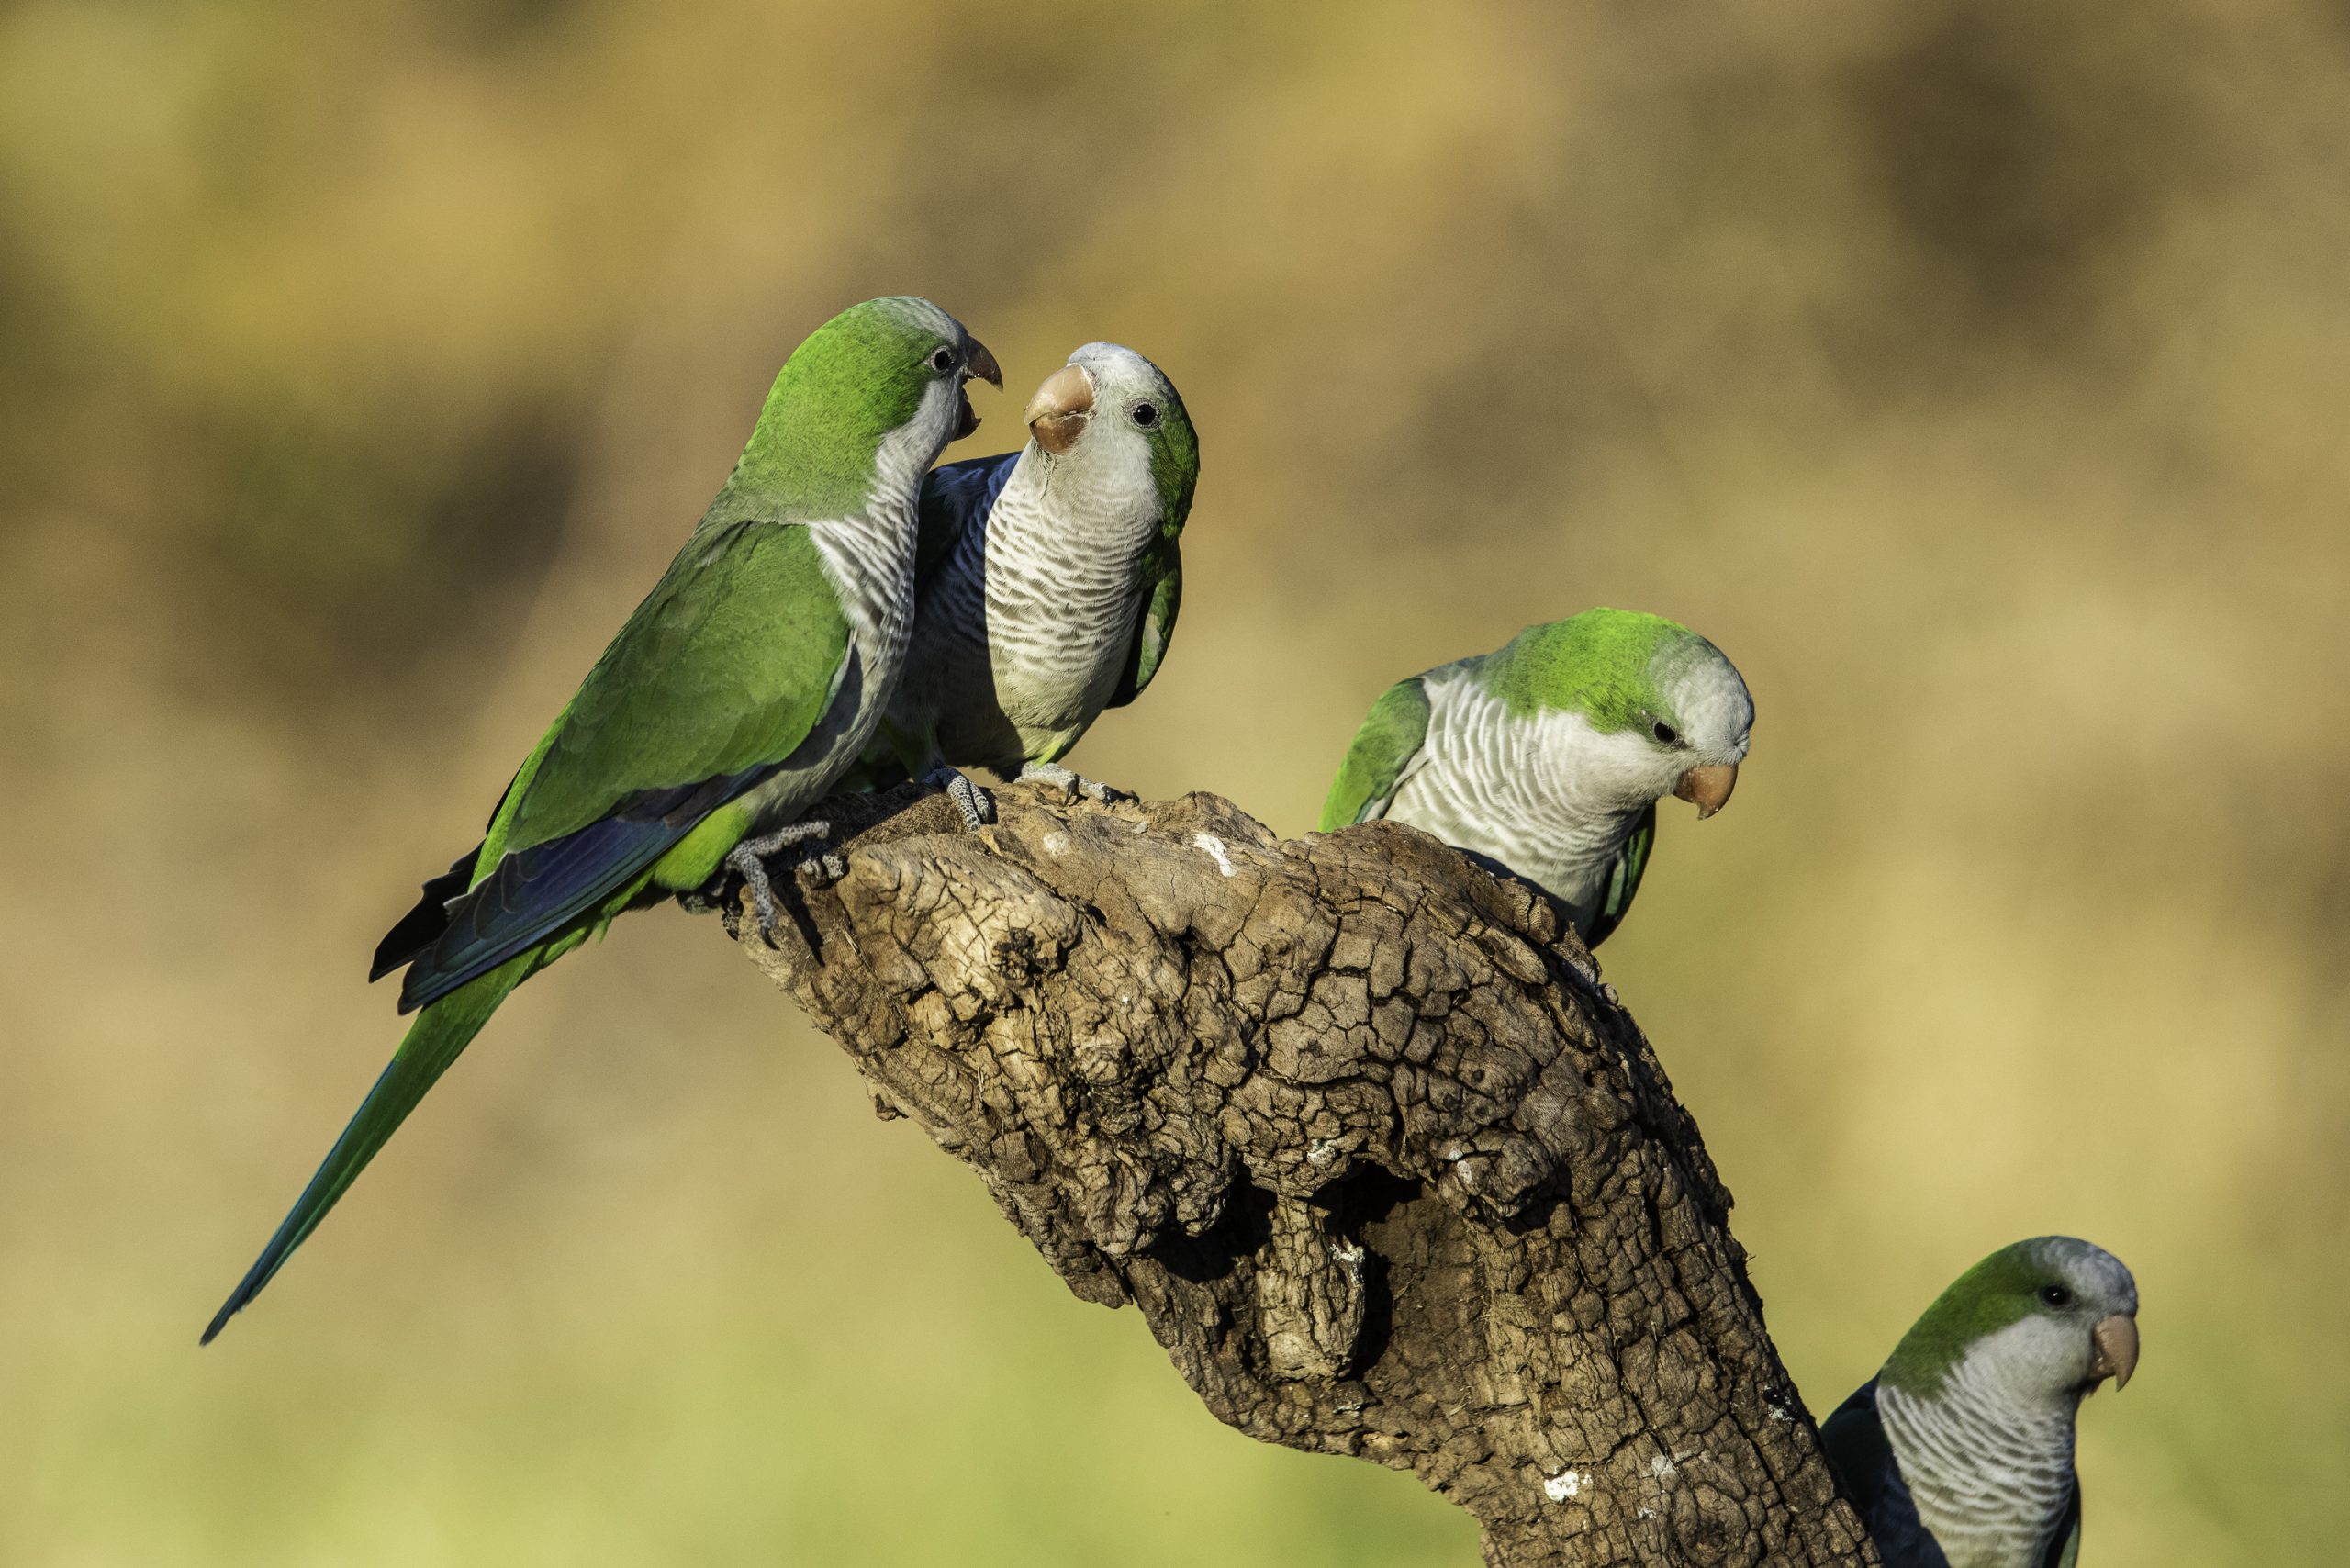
(1659, 641), (1753, 724)
(1070, 342), (1171, 393)
(880, 296), (964, 340)
(2040, 1237), (2138, 1309)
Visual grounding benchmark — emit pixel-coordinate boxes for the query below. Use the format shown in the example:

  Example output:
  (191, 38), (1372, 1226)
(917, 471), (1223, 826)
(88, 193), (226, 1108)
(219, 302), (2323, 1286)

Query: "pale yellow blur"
(1, 3), (2342, 1563)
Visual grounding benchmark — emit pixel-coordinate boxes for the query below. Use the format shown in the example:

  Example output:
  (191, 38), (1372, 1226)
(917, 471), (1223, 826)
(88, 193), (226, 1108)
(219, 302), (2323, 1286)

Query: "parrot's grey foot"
(724, 820), (841, 939)
(1556, 952), (1617, 1009)
(1016, 760), (1131, 805)
(920, 766), (994, 831)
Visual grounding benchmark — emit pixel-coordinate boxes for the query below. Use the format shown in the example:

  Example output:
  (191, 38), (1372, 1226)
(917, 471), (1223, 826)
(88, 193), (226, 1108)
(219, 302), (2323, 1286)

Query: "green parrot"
(1820, 1237), (2141, 1568)
(202, 297), (1001, 1343)
(858, 342), (1197, 815)
(1318, 608), (1751, 947)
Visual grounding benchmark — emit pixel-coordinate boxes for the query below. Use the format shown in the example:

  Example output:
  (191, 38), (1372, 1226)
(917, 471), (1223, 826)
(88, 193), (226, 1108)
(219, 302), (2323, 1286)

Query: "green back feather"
(1581, 801), (1655, 948)
(2051, 1488), (2082, 1568)
(1143, 379), (1200, 525)
(1110, 534), (1181, 710)
(1111, 371), (1196, 709)
(1319, 676), (1435, 830)
(497, 520), (850, 857)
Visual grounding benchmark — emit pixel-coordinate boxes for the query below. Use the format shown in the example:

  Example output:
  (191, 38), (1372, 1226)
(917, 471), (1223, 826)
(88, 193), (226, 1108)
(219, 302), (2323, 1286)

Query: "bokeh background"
(5, 0), (2345, 1562)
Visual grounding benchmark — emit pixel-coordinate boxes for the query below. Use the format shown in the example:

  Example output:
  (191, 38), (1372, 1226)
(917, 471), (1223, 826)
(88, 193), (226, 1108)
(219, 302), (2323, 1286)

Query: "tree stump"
(721, 782), (1878, 1567)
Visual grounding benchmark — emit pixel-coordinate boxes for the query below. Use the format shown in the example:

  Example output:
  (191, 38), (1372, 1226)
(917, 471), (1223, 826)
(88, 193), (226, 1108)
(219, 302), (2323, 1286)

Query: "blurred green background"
(4, 0), (2344, 1562)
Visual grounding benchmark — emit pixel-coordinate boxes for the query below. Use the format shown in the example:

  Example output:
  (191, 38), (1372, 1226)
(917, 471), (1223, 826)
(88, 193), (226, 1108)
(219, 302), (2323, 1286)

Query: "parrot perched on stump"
(1318, 608), (1752, 947)
(863, 342), (1197, 812)
(1820, 1236), (2141, 1568)
(202, 296), (1000, 1343)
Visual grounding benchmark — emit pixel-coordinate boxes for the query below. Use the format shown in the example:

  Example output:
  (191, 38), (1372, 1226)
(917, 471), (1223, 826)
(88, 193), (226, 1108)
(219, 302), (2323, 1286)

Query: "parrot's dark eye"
(1131, 401), (1159, 429)
(929, 346), (957, 374)
(1651, 721), (1679, 745)
(2038, 1284), (2073, 1308)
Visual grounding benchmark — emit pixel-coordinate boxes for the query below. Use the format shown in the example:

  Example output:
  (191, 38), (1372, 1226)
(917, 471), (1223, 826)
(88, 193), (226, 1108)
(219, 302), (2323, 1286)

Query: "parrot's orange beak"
(1024, 363), (1095, 455)
(2087, 1314), (2139, 1392)
(1673, 761), (1738, 819)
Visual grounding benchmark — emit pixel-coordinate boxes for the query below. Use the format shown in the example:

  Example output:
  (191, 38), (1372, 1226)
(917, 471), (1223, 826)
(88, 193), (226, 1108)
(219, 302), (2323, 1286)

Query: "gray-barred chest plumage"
(1878, 1372), (2078, 1568)
(1381, 670), (1649, 922)
(740, 424), (931, 824)
(896, 455), (1157, 772)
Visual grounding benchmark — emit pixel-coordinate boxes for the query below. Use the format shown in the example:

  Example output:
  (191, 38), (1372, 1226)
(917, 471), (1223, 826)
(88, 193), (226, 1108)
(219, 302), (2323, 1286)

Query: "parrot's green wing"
(1318, 676), (1433, 830)
(397, 516), (850, 1011)
(1108, 530), (1181, 709)
(506, 518), (851, 850)
(2046, 1485), (2081, 1568)
(1579, 801), (1656, 949)
(209, 517), (854, 1340)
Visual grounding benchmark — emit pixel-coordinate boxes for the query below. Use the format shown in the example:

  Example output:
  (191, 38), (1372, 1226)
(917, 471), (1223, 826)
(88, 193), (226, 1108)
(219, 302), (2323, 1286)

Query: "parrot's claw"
(1016, 760), (1131, 805)
(920, 766), (995, 831)
(723, 819), (840, 940)
(1552, 952), (1616, 1009)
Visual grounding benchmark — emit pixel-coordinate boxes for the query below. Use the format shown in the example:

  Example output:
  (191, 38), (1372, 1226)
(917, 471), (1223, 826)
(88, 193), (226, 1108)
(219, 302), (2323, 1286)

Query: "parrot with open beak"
(201, 297), (999, 1343)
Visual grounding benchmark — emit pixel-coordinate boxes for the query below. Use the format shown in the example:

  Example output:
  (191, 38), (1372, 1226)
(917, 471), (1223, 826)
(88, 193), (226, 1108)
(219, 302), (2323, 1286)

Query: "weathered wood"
(721, 781), (1877, 1567)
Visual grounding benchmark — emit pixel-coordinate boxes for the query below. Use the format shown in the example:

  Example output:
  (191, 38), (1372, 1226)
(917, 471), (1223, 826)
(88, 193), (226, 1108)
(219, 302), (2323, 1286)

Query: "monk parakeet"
(1820, 1237), (2141, 1568)
(861, 342), (1195, 812)
(201, 297), (1001, 1343)
(1317, 608), (1751, 947)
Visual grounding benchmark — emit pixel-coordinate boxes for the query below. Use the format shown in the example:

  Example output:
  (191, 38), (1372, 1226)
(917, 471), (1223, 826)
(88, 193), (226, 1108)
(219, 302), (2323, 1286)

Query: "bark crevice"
(721, 781), (1877, 1567)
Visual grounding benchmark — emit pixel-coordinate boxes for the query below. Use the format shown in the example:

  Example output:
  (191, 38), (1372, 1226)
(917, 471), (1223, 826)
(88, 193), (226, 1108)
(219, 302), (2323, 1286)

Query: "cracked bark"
(719, 782), (1880, 1567)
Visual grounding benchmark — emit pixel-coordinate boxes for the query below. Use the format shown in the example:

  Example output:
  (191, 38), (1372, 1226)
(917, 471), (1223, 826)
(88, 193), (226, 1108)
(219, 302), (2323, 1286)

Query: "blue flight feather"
(396, 765), (773, 1013)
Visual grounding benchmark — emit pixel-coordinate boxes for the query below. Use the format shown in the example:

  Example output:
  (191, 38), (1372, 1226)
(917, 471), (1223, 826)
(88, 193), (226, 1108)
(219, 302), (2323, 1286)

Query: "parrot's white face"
(1872, 1238), (2137, 1568)
(1537, 645), (1753, 815)
(1024, 344), (1175, 477)
(1966, 1241), (2141, 1412)
(1664, 651), (1756, 768)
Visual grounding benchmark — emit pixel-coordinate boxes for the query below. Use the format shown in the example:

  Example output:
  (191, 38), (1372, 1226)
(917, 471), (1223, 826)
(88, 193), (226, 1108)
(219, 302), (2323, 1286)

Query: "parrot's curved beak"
(2087, 1314), (2139, 1392)
(1024, 363), (1095, 455)
(1673, 761), (1739, 819)
(966, 340), (1002, 390)
(952, 340), (1002, 442)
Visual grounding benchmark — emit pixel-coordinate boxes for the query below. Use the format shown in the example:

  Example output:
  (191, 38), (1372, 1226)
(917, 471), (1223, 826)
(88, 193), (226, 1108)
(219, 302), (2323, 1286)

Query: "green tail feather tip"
(199, 968), (521, 1344)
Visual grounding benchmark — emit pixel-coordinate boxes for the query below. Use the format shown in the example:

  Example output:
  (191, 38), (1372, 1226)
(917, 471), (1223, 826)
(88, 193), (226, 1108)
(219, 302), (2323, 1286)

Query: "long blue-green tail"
(201, 954), (536, 1343)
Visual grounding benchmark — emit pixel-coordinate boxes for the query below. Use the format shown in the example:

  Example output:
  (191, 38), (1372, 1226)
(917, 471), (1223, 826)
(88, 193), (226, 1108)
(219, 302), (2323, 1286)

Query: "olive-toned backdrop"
(5, 2), (2343, 1562)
